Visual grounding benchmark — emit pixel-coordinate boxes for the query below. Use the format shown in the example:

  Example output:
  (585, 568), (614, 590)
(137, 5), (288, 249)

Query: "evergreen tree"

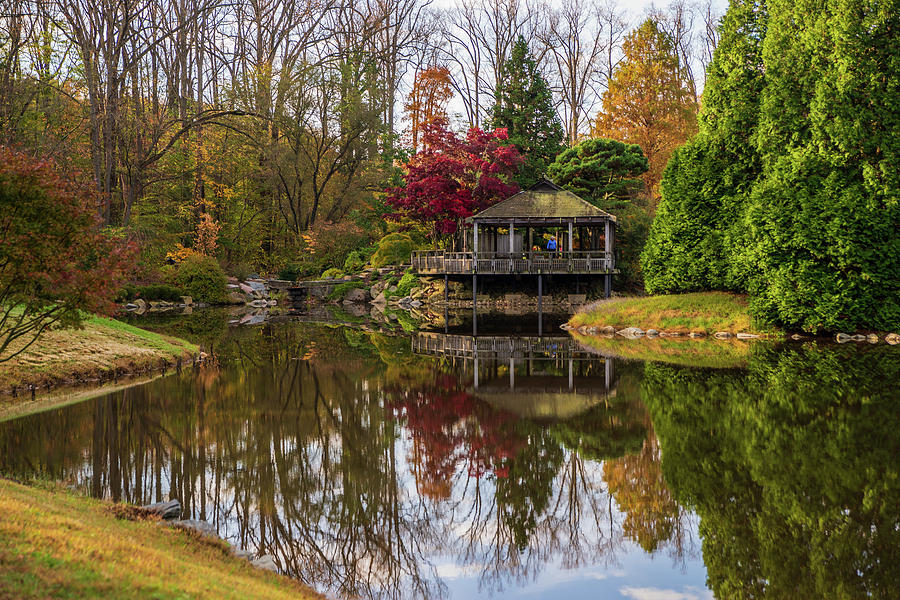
(744, 0), (900, 331)
(546, 138), (648, 211)
(490, 37), (565, 188)
(642, 0), (767, 294)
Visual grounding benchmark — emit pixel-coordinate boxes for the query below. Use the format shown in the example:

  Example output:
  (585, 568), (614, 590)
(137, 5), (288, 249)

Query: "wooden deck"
(411, 250), (615, 275)
(412, 332), (608, 360)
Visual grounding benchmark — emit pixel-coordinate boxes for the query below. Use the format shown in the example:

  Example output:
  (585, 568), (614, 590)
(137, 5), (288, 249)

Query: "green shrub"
(393, 272), (419, 298)
(278, 263), (303, 282)
(342, 250), (366, 273)
(173, 254), (227, 303)
(115, 284), (184, 303)
(321, 267), (344, 279)
(371, 233), (418, 268)
(232, 263), (254, 282)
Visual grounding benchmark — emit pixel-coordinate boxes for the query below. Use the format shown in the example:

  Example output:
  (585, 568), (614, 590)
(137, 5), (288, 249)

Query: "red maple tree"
(386, 118), (523, 243)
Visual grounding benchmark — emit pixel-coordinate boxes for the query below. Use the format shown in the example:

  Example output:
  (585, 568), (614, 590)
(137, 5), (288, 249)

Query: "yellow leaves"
(165, 244), (200, 264)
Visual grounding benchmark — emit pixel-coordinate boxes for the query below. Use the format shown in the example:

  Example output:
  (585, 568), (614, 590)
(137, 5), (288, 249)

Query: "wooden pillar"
(605, 220), (614, 266)
(528, 227), (533, 251)
(509, 221), (515, 253)
(474, 357), (479, 390)
(537, 275), (543, 336)
(509, 357), (515, 389)
(568, 358), (573, 390)
(472, 274), (477, 336)
(605, 274), (611, 298)
(473, 222), (479, 255)
(568, 222), (573, 252)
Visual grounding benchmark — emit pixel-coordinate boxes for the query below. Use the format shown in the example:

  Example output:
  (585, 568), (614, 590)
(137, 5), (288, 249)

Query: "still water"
(1, 312), (898, 599)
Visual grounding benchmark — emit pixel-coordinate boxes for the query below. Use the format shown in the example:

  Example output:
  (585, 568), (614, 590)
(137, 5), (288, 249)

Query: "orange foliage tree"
(591, 19), (698, 203)
(404, 66), (454, 153)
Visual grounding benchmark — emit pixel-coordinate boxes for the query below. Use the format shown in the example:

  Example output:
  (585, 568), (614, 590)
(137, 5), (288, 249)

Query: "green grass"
(0, 479), (322, 600)
(0, 314), (198, 393)
(569, 292), (779, 335)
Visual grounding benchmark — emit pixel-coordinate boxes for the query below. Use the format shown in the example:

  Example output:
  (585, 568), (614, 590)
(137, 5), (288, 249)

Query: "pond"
(1, 313), (898, 599)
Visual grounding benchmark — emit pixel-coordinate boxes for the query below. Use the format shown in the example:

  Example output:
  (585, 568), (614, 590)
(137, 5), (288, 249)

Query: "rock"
(227, 291), (247, 305)
(387, 312), (398, 321)
(850, 334), (867, 342)
(409, 300), (423, 308)
(372, 291), (387, 306)
(125, 303), (139, 311)
(249, 299), (268, 308)
(688, 332), (705, 338)
(736, 333), (760, 340)
(577, 326), (590, 335)
(885, 333), (899, 345)
(645, 329), (659, 337)
(251, 555), (278, 572)
(867, 334), (879, 344)
(600, 325), (616, 335)
(559, 323), (572, 331)
(181, 296), (193, 306)
(616, 327), (645, 339)
(231, 547), (254, 561)
(836, 333), (852, 343)
(343, 287), (371, 304)
(388, 285), (398, 293)
(238, 282), (255, 296)
(134, 298), (147, 311)
(714, 331), (732, 340)
(790, 333), (804, 340)
(266, 299), (277, 307)
(174, 519), (218, 539)
(142, 499), (181, 521)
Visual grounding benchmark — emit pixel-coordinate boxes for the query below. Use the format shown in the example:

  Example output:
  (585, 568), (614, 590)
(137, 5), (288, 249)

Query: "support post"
(605, 274), (611, 299)
(444, 274), (449, 334)
(472, 274), (477, 336)
(568, 221), (573, 252)
(474, 222), (479, 256)
(509, 221), (515, 253)
(605, 357), (612, 390)
(605, 219), (614, 268)
(537, 275), (543, 336)
(509, 357), (515, 389)
(568, 358), (573, 390)
(474, 357), (479, 390)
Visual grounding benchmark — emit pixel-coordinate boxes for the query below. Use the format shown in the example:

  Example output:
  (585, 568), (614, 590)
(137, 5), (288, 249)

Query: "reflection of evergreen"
(643, 345), (900, 598)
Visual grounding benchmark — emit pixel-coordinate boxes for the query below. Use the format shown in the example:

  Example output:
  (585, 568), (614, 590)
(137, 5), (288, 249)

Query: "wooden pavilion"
(411, 179), (618, 298)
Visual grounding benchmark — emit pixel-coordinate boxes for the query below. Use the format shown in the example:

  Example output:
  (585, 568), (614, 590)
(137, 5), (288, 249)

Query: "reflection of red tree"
(387, 376), (525, 500)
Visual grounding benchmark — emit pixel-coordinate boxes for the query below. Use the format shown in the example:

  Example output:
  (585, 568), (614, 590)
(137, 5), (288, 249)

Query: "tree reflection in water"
(12, 322), (897, 598)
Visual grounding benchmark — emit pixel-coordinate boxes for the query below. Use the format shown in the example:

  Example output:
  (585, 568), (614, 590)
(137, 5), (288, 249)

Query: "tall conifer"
(490, 37), (565, 188)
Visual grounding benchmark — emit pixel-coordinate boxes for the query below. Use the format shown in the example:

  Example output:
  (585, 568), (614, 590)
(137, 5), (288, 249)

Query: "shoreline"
(0, 314), (199, 400)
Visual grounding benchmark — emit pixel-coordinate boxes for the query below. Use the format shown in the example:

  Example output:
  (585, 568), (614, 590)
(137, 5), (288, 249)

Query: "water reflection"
(1, 321), (897, 599)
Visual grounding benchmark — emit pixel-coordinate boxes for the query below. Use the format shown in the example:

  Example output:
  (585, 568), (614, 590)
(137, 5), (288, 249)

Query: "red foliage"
(386, 374), (525, 498)
(386, 118), (523, 240)
(0, 146), (136, 357)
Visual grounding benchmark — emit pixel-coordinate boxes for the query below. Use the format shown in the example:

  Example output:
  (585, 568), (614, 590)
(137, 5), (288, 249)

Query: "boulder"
(688, 332), (705, 338)
(173, 519), (218, 539)
(343, 287), (371, 304)
(142, 499), (181, 521)
(885, 333), (899, 345)
(867, 334), (879, 344)
(736, 332), (760, 340)
(835, 333), (852, 343)
(251, 555), (279, 572)
(714, 331), (732, 340)
(600, 325), (617, 335)
(227, 291), (247, 305)
(238, 282), (255, 296)
(181, 296), (193, 306)
(409, 300), (423, 308)
(850, 334), (867, 342)
(249, 299), (268, 308)
(645, 329), (659, 337)
(372, 291), (387, 306)
(231, 547), (254, 561)
(616, 327), (645, 339)
(125, 303), (139, 311)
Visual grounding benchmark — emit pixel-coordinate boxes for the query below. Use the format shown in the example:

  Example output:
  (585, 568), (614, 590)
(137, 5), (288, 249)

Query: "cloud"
(619, 586), (714, 600)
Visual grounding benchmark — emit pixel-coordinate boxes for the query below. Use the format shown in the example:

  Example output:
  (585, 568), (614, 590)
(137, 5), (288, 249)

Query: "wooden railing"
(411, 250), (614, 274)
(413, 333), (586, 358)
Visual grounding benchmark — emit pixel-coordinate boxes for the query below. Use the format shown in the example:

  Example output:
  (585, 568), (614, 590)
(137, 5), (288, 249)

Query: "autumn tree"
(0, 147), (134, 361)
(386, 118), (522, 244)
(405, 66), (454, 153)
(592, 19), (698, 202)
(489, 36), (564, 188)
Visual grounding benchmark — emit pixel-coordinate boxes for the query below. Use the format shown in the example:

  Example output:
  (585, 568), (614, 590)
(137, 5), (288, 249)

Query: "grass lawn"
(574, 333), (755, 369)
(568, 292), (779, 335)
(0, 314), (198, 393)
(0, 478), (323, 600)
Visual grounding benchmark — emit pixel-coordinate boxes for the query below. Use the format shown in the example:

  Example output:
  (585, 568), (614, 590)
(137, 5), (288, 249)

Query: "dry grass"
(569, 292), (779, 335)
(0, 314), (197, 393)
(573, 333), (755, 369)
(0, 478), (325, 600)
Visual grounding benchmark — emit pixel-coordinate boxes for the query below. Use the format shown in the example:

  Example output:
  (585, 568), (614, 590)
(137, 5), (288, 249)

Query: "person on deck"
(546, 236), (558, 251)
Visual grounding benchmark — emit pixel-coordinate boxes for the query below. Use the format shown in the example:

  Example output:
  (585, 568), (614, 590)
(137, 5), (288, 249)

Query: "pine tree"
(490, 37), (565, 188)
(546, 138), (648, 211)
(641, 0), (767, 294)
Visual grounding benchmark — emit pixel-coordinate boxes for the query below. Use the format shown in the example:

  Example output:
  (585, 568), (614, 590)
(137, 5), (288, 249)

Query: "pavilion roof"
(469, 179), (616, 224)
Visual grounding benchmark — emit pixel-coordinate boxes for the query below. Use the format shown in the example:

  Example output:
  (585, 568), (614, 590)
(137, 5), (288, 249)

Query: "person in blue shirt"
(546, 236), (557, 251)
